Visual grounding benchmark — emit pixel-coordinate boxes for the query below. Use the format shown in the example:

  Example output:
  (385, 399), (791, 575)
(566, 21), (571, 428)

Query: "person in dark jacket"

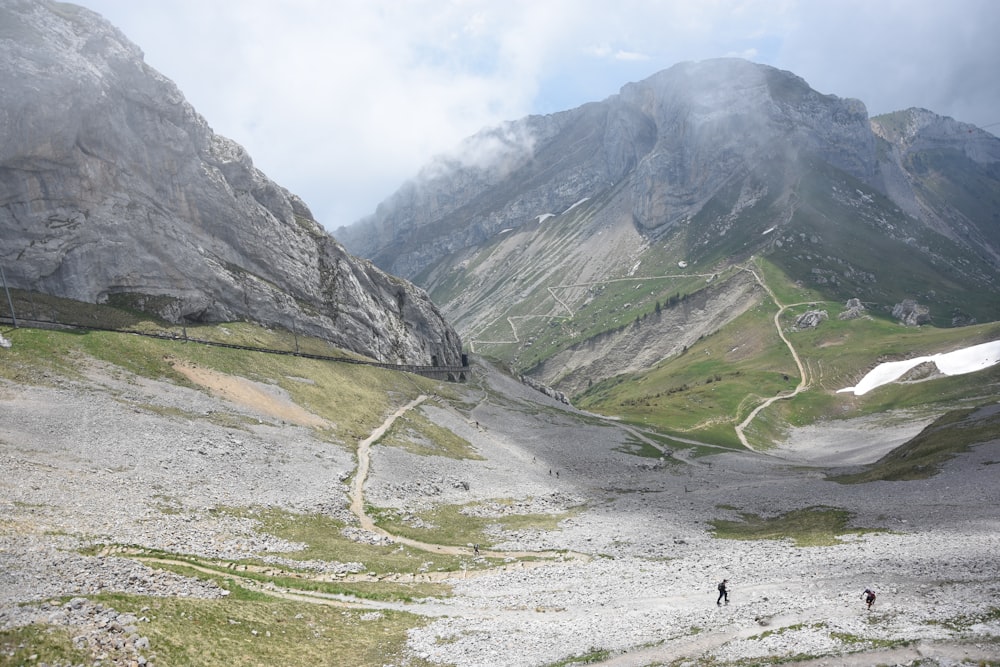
(863, 588), (876, 610)
(717, 579), (729, 605)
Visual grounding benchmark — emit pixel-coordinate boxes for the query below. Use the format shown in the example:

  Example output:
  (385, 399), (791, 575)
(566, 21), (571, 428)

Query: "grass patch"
(575, 292), (797, 447)
(0, 624), (91, 666)
(710, 506), (879, 547)
(543, 646), (612, 666)
(85, 592), (436, 667)
(928, 605), (1000, 632)
(0, 323), (444, 446)
(830, 404), (1000, 483)
(135, 555), (445, 603)
(613, 433), (668, 458)
(218, 507), (482, 576)
(572, 254), (1000, 450)
(371, 500), (576, 549)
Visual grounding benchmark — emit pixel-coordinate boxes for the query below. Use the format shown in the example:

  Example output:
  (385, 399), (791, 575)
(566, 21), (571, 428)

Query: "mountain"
(337, 58), (1000, 391)
(0, 0), (462, 367)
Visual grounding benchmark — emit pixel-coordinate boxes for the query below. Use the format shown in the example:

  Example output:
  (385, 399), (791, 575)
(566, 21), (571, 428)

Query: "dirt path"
(134, 370), (585, 572)
(733, 262), (814, 450)
(349, 395), (429, 532)
(349, 393), (590, 562)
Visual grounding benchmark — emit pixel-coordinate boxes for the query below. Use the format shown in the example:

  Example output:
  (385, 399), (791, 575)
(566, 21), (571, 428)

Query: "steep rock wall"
(0, 1), (462, 365)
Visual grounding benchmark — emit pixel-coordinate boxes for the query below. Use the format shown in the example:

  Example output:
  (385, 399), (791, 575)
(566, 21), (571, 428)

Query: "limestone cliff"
(0, 0), (462, 366)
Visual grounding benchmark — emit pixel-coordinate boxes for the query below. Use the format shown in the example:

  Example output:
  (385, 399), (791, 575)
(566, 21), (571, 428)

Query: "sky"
(79, 0), (1000, 231)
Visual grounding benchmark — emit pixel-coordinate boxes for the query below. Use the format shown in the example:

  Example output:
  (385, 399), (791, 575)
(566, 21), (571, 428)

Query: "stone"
(892, 299), (932, 326)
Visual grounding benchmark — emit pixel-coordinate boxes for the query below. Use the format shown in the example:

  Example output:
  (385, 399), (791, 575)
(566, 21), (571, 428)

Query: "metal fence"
(0, 315), (469, 382)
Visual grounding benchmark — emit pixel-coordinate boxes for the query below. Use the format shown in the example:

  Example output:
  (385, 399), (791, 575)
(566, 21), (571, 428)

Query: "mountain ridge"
(336, 58), (1000, 392)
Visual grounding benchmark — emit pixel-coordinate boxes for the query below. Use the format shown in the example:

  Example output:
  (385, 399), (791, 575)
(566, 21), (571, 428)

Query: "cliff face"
(336, 60), (881, 280)
(0, 1), (462, 366)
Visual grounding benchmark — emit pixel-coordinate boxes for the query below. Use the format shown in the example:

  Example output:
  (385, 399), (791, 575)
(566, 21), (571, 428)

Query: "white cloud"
(613, 50), (650, 62)
(78, 0), (1000, 229)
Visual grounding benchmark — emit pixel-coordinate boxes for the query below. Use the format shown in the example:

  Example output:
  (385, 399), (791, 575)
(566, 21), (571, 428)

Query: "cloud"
(614, 50), (650, 62)
(79, 0), (1000, 229)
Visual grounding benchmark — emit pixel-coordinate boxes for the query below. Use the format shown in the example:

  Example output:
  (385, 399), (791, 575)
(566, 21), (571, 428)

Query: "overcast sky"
(79, 0), (1000, 231)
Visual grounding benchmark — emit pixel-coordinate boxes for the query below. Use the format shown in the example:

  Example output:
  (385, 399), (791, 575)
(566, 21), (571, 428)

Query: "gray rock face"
(871, 108), (1000, 265)
(0, 0), (462, 366)
(892, 299), (932, 326)
(337, 59), (882, 280)
(618, 59), (875, 237)
(838, 298), (866, 320)
(793, 310), (828, 330)
(338, 60), (999, 297)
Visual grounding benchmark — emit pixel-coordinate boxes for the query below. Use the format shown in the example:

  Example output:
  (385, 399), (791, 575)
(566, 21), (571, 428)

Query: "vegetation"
(0, 625), (91, 666)
(217, 506), (485, 575)
(370, 500), (577, 549)
(0, 308), (475, 665)
(573, 256), (1000, 449)
(90, 593), (434, 667)
(0, 312), (444, 446)
(2, 256), (998, 666)
(543, 646), (612, 666)
(709, 506), (882, 546)
(376, 404), (484, 459)
(928, 605), (1000, 633)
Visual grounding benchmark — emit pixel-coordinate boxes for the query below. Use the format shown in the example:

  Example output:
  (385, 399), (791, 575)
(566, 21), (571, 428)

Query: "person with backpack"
(717, 579), (729, 605)
(863, 588), (876, 610)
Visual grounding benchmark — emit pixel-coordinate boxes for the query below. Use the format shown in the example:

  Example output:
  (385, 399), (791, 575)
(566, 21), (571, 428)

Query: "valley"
(2, 320), (999, 666)
(2, 9), (999, 664)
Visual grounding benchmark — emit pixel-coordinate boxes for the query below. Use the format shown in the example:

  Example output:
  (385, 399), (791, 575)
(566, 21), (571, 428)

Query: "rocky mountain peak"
(338, 59), (885, 279)
(0, 1), (462, 366)
(871, 107), (1000, 164)
(336, 57), (999, 393)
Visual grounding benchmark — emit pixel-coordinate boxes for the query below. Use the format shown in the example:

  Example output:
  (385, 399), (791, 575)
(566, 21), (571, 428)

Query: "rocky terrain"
(2, 351), (999, 666)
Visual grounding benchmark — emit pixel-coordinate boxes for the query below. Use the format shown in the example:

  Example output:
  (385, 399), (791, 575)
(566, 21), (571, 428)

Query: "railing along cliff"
(0, 315), (469, 382)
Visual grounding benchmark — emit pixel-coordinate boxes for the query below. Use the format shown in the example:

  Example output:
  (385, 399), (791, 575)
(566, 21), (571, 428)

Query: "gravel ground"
(2, 358), (999, 666)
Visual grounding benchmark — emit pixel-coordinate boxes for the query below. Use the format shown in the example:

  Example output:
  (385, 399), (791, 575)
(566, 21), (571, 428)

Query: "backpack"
(718, 581), (726, 591)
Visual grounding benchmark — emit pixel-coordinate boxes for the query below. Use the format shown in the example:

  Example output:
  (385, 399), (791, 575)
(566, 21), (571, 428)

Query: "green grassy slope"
(575, 258), (1000, 448)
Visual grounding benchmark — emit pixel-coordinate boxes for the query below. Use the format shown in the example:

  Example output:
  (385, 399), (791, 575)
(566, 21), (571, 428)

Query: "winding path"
(733, 261), (814, 450)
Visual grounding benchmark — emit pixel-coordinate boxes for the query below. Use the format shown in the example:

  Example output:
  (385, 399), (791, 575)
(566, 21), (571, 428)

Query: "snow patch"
(563, 198), (590, 214)
(838, 340), (1000, 396)
(536, 213), (555, 223)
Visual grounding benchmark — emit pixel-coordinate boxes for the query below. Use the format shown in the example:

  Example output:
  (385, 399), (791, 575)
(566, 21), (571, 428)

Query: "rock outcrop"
(338, 59), (992, 282)
(892, 299), (932, 327)
(793, 310), (828, 330)
(838, 298), (867, 320)
(0, 0), (462, 366)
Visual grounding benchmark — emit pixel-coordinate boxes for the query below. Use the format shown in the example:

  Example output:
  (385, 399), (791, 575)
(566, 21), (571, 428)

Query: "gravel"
(2, 358), (999, 666)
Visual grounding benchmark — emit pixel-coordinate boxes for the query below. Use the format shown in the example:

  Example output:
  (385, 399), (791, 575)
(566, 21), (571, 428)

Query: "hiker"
(863, 588), (876, 610)
(717, 579), (729, 605)
(473, 543), (480, 556)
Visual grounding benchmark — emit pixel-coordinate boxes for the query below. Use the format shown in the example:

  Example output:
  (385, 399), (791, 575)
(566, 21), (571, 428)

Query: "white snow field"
(838, 339), (1000, 396)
